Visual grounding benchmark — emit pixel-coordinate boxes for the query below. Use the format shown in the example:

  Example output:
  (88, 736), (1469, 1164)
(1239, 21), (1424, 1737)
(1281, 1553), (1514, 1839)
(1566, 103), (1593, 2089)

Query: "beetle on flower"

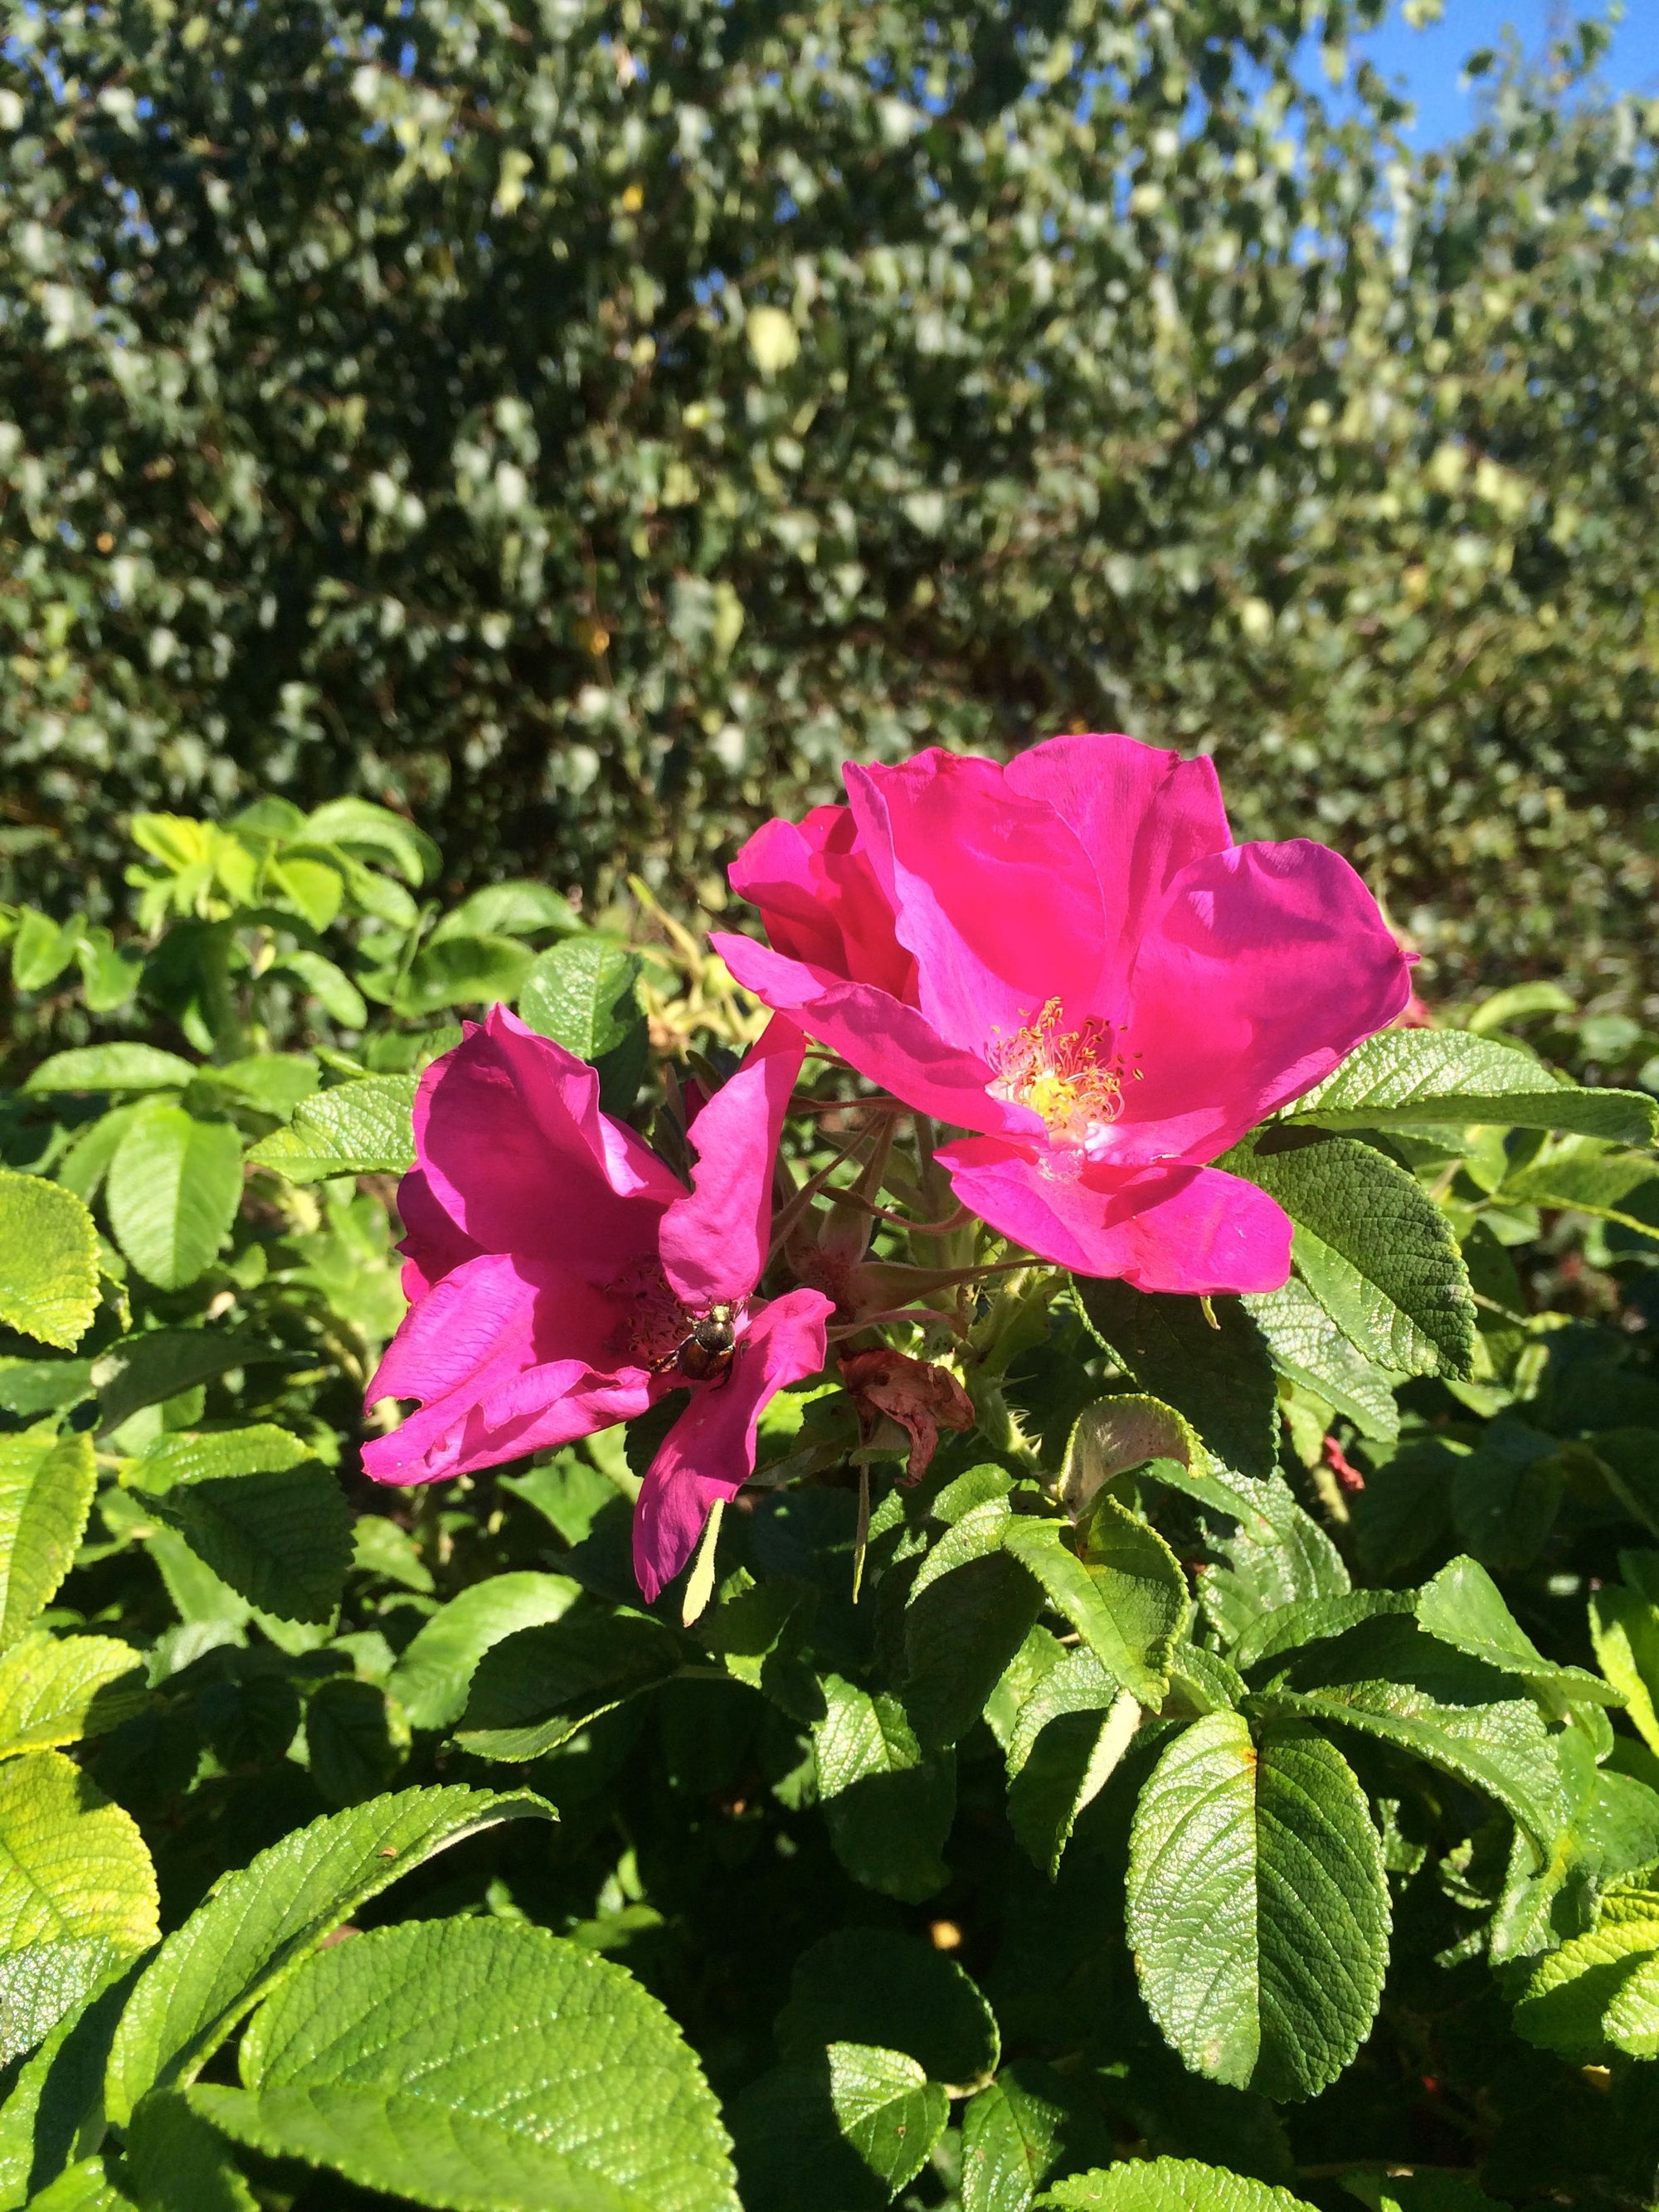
(362, 1008), (832, 1601)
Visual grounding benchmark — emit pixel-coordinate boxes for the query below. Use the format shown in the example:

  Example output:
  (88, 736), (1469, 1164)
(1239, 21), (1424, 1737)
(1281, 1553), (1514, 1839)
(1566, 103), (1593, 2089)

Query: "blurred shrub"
(1, 2), (1655, 1005)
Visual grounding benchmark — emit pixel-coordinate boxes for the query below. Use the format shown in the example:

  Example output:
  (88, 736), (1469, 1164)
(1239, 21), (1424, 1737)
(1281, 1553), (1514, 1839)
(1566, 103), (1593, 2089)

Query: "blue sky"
(1342, 2), (1659, 141)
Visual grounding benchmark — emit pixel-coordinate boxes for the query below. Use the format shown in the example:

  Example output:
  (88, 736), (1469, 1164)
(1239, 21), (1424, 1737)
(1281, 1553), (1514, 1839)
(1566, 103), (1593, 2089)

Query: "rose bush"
(1, 745), (1658, 2211)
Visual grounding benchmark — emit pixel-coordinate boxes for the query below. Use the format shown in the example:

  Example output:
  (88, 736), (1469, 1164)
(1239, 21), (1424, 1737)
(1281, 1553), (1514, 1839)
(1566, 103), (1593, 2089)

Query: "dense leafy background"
(3, 0), (1659, 1028)
(0, 801), (1657, 2209)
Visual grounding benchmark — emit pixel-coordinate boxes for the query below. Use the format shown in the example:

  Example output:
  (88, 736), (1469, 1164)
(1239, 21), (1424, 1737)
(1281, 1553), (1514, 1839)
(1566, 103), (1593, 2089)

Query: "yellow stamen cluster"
(986, 998), (1122, 1151)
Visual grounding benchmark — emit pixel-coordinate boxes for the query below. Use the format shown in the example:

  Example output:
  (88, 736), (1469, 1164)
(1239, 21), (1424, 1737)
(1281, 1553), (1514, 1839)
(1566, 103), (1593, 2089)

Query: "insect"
(654, 1302), (738, 1383)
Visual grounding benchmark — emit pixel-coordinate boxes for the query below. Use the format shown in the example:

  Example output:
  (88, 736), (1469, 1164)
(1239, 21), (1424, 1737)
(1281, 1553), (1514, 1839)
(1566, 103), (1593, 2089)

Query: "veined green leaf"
(105, 1106), (242, 1291)
(1073, 1281), (1278, 1479)
(0, 1174), (100, 1352)
(1232, 1135), (1475, 1379)
(0, 1428), (97, 1651)
(388, 1572), (581, 1731)
(455, 1611), (682, 1762)
(811, 1674), (954, 1902)
(1002, 1506), (1183, 1709)
(1041, 2157), (1321, 2211)
(190, 1919), (740, 2212)
(1242, 1276), (1404, 1441)
(23, 1047), (196, 1095)
(1005, 1647), (1140, 1879)
(776, 1928), (999, 2089)
(0, 1634), (146, 1760)
(104, 1785), (553, 2122)
(247, 1072), (416, 1181)
(141, 1464), (352, 1625)
(1287, 1029), (1657, 1145)
(1126, 1714), (1389, 2101)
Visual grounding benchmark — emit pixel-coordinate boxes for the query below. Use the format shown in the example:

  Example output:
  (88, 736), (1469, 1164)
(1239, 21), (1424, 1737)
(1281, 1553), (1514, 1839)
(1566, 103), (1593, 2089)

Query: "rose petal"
(935, 1135), (1293, 1294)
(1004, 732), (1232, 1024)
(729, 805), (915, 1000)
(630, 1286), (832, 1602)
(845, 751), (1107, 1053)
(659, 1016), (804, 1309)
(411, 1007), (678, 1269)
(710, 931), (1011, 1134)
(1105, 839), (1413, 1164)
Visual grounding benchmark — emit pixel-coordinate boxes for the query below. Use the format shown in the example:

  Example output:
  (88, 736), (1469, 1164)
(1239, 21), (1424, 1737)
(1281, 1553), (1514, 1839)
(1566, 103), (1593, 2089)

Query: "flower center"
(987, 997), (1122, 1159)
(606, 1257), (745, 1374)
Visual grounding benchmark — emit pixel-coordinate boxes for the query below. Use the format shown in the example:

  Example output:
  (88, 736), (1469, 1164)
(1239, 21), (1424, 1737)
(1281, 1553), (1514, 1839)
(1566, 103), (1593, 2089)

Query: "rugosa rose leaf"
(713, 735), (1410, 1295)
(362, 1007), (831, 1601)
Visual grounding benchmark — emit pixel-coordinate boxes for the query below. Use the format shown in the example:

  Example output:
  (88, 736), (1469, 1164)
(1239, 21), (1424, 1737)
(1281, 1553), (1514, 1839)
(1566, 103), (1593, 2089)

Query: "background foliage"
(1, 802), (1659, 2210)
(2, 0), (1658, 1025)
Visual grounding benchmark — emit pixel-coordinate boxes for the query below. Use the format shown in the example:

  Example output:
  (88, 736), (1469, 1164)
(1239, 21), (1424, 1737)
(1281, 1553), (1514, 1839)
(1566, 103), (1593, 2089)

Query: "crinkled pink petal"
(1004, 733), (1232, 1026)
(393, 1167), (480, 1300)
(411, 1008), (679, 1267)
(659, 1017), (804, 1309)
(845, 751), (1106, 1053)
(729, 806), (915, 1002)
(709, 931), (1014, 1135)
(631, 1286), (833, 1602)
(363, 1250), (639, 1484)
(1105, 839), (1413, 1165)
(935, 1136), (1293, 1294)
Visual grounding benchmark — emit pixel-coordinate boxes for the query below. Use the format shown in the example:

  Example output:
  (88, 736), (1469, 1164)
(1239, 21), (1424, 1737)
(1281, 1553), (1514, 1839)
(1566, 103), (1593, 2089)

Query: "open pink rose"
(712, 735), (1410, 1294)
(362, 1007), (832, 1601)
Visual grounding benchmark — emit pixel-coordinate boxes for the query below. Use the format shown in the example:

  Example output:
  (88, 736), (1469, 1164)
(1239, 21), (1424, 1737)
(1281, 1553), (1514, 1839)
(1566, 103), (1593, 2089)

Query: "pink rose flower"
(362, 1007), (832, 1602)
(712, 735), (1410, 1294)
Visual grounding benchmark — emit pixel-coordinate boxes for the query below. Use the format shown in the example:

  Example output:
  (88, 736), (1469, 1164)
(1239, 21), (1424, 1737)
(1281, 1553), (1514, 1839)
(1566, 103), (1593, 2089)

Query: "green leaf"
(1232, 1135), (1474, 1379)
(775, 1928), (1000, 2088)
(1001, 1505), (1184, 1709)
(0, 1428), (97, 1651)
(1041, 2157), (1320, 2211)
(127, 1424), (310, 1495)
(394, 932), (533, 1018)
(1588, 1583), (1659, 1756)
(203, 1054), (320, 1119)
(902, 1503), (1043, 1748)
(1287, 1029), (1657, 1144)
(1191, 1472), (1350, 1650)
(387, 1571), (581, 1731)
(24, 2156), (134, 2211)
(105, 1106), (243, 1291)
(0, 1361), (95, 1422)
(820, 2044), (948, 2199)
(1057, 1395), (1204, 1519)
(1500, 1135), (1659, 1227)
(0, 1752), (158, 1954)
(92, 1331), (271, 1437)
(812, 1674), (955, 1902)
(1005, 1650), (1141, 1879)
(141, 1465), (351, 1625)
(1073, 1281), (1278, 1478)
(1449, 1418), (1564, 1570)
(267, 950), (367, 1028)
(302, 1678), (408, 1806)
(1416, 1557), (1618, 1713)
(103, 1785), (553, 2123)
(0, 1956), (134, 2207)
(1242, 1277), (1404, 1441)
(519, 935), (643, 1060)
(246, 1073), (416, 1181)
(1251, 1615), (1571, 1849)
(428, 882), (579, 943)
(121, 2091), (257, 2212)
(189, 1918), (740, 2212)
(23, 1047), (197, 1095)
(0, 1938), (130, 2075)
(455, 1612), (683, 1762)
(350, 1514), (434, 1593)
(961, 2071), (1071, 2212)
(1512, 1908), (1659, 2059)
(0, 1634), (147, 1759)
(10, 913), (83, 995)
(1126, 1714), (1389, 2101)
(303, 800), (439, 887)
(0, 1174), (99, 1352)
